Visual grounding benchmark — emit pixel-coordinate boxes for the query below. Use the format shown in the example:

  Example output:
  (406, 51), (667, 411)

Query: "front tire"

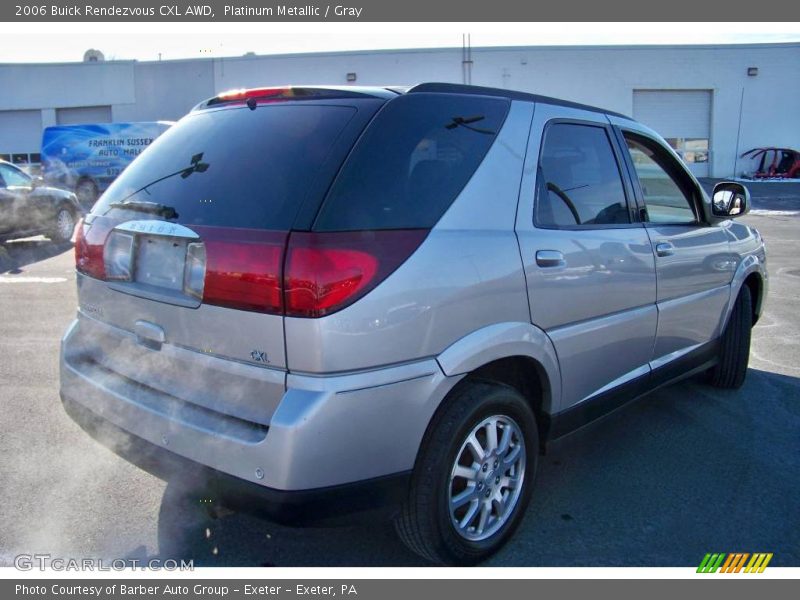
(708, 285), (753, 389)
(395, 380), (538, 565)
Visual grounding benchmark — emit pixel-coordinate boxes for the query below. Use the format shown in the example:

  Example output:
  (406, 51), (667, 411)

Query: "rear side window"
(314, 93), (510, 231)
(93, 104), (357, 230)
(536, 123), (630, 227)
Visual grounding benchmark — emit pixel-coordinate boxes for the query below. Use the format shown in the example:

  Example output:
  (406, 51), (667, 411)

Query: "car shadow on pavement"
(147, 368), (799, 567)
(0, 239), (73, 274)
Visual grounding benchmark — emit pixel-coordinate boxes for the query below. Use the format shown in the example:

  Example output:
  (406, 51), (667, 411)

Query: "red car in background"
(741, 147), (800, 179)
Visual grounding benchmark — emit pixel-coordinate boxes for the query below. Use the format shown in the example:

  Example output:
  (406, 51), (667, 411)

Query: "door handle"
(655, 242), (674, 257)
(536, 250), (565, 268)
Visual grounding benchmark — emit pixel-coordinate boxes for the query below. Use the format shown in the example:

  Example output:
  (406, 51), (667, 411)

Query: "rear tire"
(395, 380), (538, 565)
(708, 285), (752, 389)
(48, 207), (75, 243)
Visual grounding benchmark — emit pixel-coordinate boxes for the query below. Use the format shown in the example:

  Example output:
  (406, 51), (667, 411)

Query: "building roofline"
(1, 40), (797, 68)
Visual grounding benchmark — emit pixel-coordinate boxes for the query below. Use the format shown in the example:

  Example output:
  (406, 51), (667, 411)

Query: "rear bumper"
(60, 316), (460, 520)
(62, 394), (410, 524)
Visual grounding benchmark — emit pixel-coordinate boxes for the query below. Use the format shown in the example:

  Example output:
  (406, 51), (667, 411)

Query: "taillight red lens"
(74, 218), (111, 280)
(193, 227), (287, 314)
(75, 219), (426, 318)
(284, 230), (428, 318)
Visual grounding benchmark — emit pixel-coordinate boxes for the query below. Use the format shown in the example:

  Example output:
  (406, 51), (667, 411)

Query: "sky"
(0, 22), (797, 63)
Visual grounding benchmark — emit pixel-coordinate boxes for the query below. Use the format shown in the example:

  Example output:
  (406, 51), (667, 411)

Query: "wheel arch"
(434, 322), (561, 450)
(742, 271), (763, 325)
(722, 255), (766, 332)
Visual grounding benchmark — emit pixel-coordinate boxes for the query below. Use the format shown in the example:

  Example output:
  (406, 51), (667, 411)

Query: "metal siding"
(56, 105), (112, 125)
(0, 110), (43, 154)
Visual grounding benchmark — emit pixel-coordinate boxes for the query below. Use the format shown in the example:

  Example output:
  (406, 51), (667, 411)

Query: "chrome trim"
(115, 220), (199, 239)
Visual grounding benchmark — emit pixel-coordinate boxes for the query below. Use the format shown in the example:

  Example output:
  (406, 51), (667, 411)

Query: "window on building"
(664, 138), (710, 164)
(535, 123), (630, 227)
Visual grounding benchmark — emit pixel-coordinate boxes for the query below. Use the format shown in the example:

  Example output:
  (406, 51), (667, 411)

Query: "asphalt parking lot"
(1, 182), (798, 568)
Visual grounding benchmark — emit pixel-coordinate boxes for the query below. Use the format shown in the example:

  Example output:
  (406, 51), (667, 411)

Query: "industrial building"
(0, 42), (797, 178)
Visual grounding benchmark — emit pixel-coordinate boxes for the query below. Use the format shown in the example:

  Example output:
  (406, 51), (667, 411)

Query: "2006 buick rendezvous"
(60, 83), (767, 565)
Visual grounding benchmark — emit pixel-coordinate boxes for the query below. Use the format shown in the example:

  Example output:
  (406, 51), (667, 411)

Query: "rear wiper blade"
(446, 115), (494, 134)
(117, 153), (210, 202)
(108, 200), (179, 220)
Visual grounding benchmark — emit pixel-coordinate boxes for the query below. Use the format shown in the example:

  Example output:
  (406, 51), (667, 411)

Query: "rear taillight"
(103, 230), (135, 281)
(194, 227), (287, 314)
(75, 219), (426, 318)
(284, 230), (428, 318)
(74, 218), (111, 280)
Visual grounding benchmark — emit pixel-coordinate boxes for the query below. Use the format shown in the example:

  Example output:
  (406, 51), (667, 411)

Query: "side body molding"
(436, 321), (562, 414)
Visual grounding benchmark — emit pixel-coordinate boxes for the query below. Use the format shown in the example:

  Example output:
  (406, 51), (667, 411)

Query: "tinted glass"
(536, 123), (629, 227)
(314, 93), (509, 231)
(0, 164), (31, 187)
(93, 104), (356, 230)
(625, 136), (696, 224)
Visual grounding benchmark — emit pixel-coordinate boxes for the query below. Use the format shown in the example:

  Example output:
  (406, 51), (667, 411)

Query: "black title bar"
(4, 0), (800, 21)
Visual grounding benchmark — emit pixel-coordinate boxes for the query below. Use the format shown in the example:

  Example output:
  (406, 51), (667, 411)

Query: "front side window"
(535, 123), (630, 228)
(625, 134), (697, 224)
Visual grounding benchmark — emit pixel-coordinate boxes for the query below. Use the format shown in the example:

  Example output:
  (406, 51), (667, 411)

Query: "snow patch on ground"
(0, 276), (67, 283)
(750, 209), (800, 216)
(735, 177), (800, 184)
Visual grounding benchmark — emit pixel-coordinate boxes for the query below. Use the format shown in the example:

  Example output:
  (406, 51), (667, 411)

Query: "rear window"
(93, 104), (357, 230)
(314, 93), (510, 231)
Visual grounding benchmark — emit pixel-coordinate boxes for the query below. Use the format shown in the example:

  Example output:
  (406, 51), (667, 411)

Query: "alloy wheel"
(448, 414), (526, 542)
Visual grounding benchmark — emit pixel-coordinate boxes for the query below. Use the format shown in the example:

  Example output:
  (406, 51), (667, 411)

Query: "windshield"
(93, 104), (357, 230)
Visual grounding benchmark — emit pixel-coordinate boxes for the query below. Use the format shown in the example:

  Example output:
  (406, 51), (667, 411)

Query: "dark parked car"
(0, 160), (81, 243)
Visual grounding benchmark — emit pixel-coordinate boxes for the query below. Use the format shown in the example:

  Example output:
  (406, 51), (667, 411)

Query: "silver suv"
(60, 83), (767, 565)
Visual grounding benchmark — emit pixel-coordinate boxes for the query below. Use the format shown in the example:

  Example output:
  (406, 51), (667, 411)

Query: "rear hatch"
(70, 91), (383, 427)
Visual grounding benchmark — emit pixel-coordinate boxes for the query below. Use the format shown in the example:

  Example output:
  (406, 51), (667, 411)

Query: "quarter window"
(625, 134), (697, 224)
(315, 93), (509, 231)
(536, 123), (629, 227)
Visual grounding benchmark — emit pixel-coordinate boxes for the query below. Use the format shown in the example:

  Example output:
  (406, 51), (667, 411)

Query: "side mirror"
(712, 181), (750, 218)
(32, 176), (44, 188)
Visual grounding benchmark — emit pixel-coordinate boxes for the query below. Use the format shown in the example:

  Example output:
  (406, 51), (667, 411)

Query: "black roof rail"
(407, 82), (633, 120)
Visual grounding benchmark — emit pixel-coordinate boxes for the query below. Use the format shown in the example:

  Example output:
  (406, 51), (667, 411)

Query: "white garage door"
(0, 109), (43, 156)
(633, 90), (712, 178)
(56, 105), (112, 125)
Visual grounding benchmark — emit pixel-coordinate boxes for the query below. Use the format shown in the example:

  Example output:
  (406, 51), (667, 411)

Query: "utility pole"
(462, 34), (473, 85)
